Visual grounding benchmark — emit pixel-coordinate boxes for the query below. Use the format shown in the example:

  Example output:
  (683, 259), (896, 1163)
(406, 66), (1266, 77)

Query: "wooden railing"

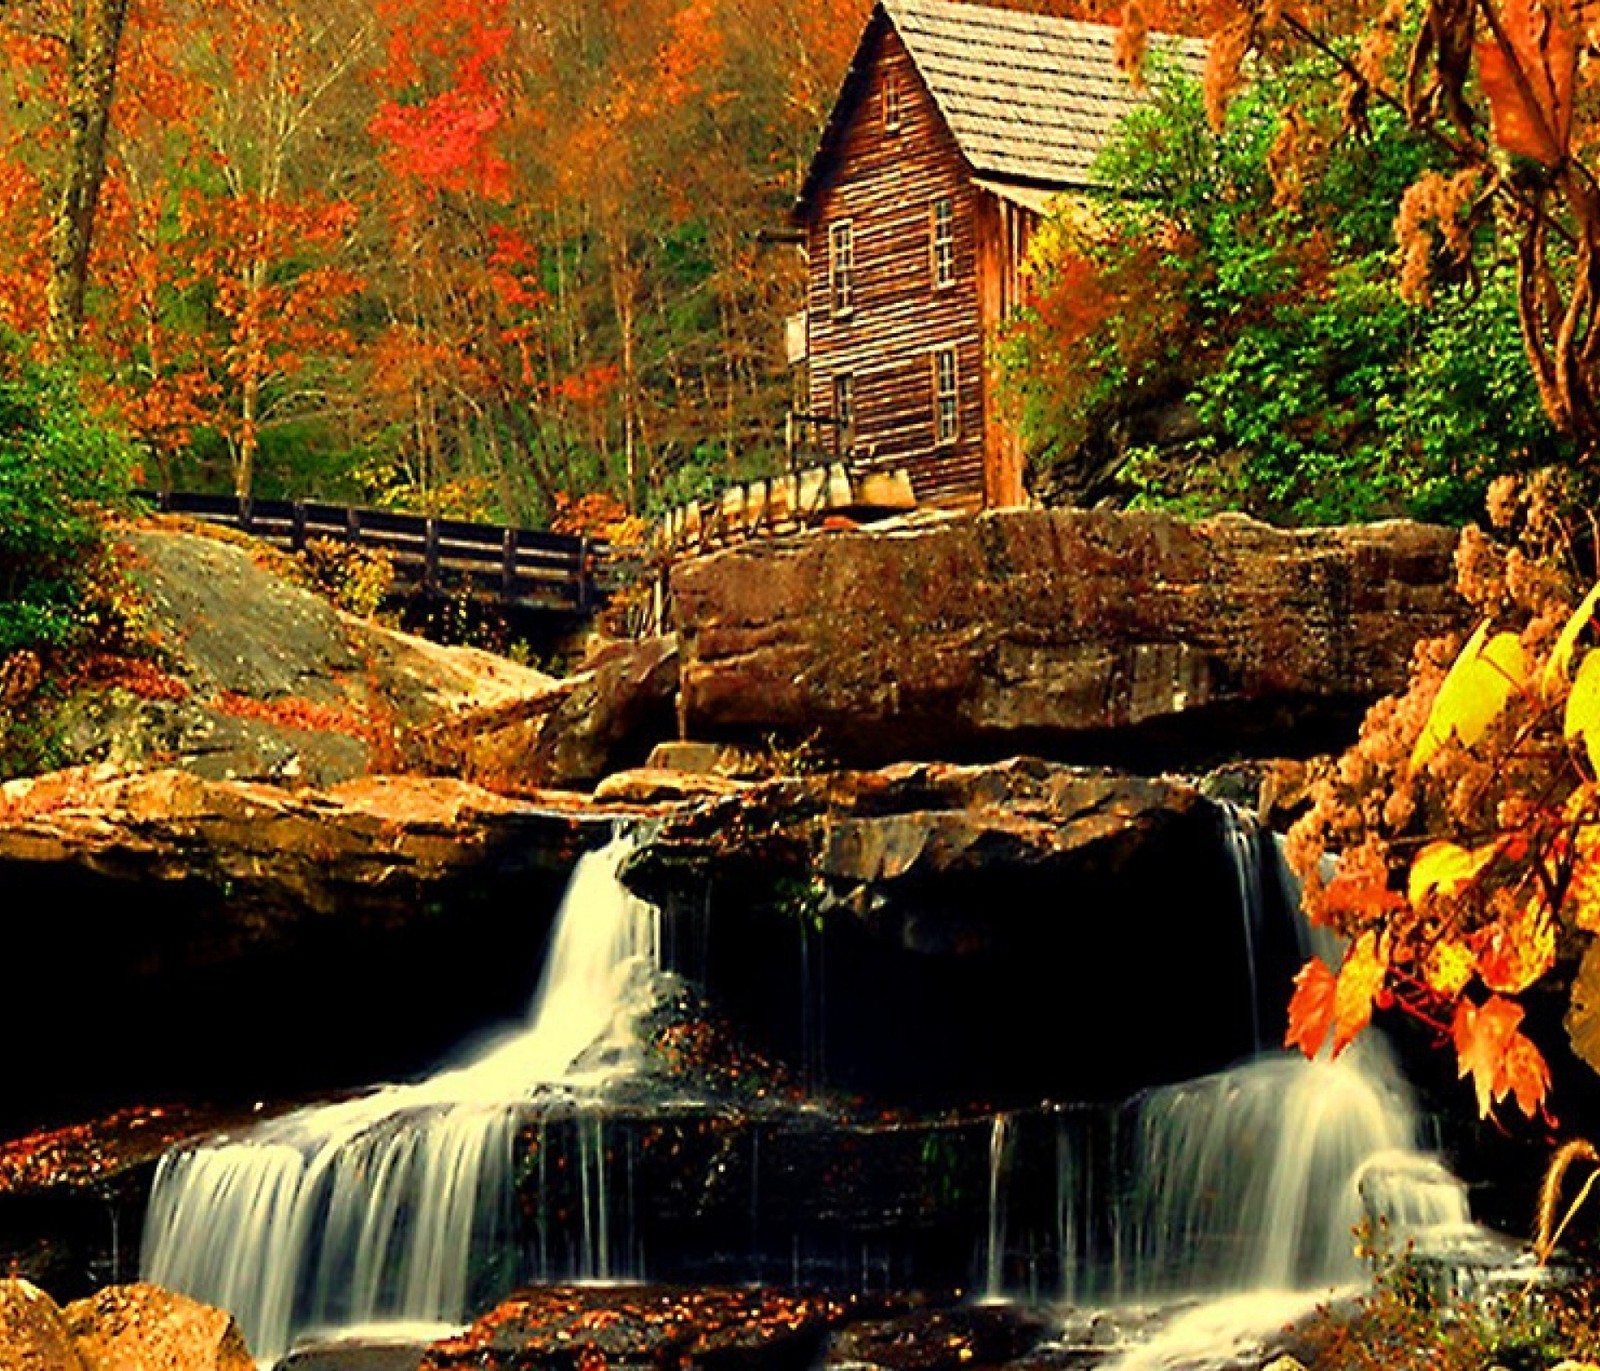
(140, 491), (600, 613)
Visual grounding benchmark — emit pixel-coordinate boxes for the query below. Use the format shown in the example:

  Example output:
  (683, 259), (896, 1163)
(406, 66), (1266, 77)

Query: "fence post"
(425, 517), (440, 590)
(578, 537), (595, 613)
(291, 502), (307, 553)
(239, 494), (254, 532)
(501, 528), (517, 602)
(345, 506), (361, 542)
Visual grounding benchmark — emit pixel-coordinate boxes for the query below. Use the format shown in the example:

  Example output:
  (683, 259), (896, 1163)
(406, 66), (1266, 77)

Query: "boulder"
(421, 1286), (845, 1371)
(622, 757), (1303, 1106)
(671, 508), (1465, 768)
(0, 1279), (85, 1371)
(826, 1305), (1053, 1371)
(47, 525), (559, 788)
(0, 767), (619, 1131)
(63, 1284), (252, 1371)
(412, 635), (680, 793)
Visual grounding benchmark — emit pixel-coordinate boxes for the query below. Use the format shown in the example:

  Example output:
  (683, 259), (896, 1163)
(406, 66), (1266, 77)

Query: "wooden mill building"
(791, 0), (1205, 511)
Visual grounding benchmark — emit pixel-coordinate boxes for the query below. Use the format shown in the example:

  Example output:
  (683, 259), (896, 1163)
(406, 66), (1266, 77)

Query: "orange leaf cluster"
(213, 691), (373, 741)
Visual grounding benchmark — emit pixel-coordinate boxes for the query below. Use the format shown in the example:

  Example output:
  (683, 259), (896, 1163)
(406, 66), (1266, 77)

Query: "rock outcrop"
(0, 768), (618, 1130)
(49, 525), (560, 788)
(622, 757), (1300, 1105)
(672, 508), (1465, 767)
(0, 1280), (250, 1371)
(63, 1284), (253, 1371)
(422, 1286), (846, 1371)
(0, 1279), (85, 1371)
(412, 635), (680, 793)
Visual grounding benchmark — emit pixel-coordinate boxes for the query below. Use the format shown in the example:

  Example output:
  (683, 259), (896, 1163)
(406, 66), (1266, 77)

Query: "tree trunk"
(46, 0), (130, 355)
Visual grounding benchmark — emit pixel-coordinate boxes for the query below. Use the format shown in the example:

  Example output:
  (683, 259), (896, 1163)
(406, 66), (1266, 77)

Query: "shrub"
(0, 347), (135, 657)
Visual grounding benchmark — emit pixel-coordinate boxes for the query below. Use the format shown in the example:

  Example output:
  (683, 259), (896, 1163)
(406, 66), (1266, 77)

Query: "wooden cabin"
(791, 0), (1205, 511)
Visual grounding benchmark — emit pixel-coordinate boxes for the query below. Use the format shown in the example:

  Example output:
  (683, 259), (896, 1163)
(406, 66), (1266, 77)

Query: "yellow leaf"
(1567, 821), (1600, 933)
(1476, 893), (1556, 995)
(1408, 839), (1501, 905)
(1411, 625), (1527, 771)
(1332, 931), (1389, 1054)
(1424, 938), (1476, 997)
(1566, 649), (1600, 776)
(1544, 582), (1600, 695)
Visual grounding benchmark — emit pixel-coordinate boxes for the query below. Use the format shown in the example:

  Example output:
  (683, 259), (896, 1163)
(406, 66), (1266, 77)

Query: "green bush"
(0, 347), (135, 656)
(997, 68), (1567, 524)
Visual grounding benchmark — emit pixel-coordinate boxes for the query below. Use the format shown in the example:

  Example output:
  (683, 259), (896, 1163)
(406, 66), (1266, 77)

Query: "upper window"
(829, 220), (855, 317)
(933, 345), (958, 444)
(931, 196), (955, 289)
(883, 74), (902, 134)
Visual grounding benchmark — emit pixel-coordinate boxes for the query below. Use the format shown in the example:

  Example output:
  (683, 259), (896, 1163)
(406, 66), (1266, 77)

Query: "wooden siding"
(977, 190), (1038, 508)
(804, 24), (988, 510)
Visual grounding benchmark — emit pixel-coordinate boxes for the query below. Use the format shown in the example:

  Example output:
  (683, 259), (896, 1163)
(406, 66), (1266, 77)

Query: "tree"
(996, 66), (1566, 522)
(0, 0), (132, 355)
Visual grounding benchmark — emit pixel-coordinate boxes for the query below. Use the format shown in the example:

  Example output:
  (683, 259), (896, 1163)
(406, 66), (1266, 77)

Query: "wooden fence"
(141, 491), (600, 613)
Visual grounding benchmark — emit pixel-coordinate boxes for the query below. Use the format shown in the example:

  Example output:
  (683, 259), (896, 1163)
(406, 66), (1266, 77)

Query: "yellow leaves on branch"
(1408, 838), (1502, 904)
(1544, 582), (1600, 694)
(1410, 621), (1528, 771)
(1567, 651), (1600, 776)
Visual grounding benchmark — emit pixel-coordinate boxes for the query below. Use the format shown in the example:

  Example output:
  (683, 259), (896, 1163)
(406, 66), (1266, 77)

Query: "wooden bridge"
(142, 491), (603, 614)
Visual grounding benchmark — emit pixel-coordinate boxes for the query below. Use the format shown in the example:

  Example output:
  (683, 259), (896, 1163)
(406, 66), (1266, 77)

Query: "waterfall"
(141, 831), (663, 1364)
(984, 1113), (1014, 1301)
(988, 801), (1477, 1313)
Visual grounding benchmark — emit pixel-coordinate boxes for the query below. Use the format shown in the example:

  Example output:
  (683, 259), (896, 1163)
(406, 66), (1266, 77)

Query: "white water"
(1027, 806), (1481, 1367)
(141, 832), (663, 1364)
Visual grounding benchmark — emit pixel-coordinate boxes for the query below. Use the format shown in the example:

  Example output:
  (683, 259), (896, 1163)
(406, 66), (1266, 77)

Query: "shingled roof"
(794, 0), (1207, 216)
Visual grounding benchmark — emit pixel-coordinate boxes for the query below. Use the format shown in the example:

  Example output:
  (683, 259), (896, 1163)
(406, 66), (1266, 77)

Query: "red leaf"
(1452, 994), (1551, 1118)
(1477, 0), (1576, 166)
(1285, 957), (1337, 1059)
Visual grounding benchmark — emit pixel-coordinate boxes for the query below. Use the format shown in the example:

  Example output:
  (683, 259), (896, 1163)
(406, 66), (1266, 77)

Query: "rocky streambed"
(0, 506), (1531, 1371)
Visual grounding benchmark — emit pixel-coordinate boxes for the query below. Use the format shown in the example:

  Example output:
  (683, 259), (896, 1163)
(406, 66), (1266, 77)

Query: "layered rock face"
(623, 757), (1300, 1106)
(0, 769), (613, 1131)
(672, 509), (1464, 767)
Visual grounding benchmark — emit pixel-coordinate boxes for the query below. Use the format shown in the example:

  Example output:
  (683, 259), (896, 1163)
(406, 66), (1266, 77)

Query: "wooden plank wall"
(804, 25), (988, 511)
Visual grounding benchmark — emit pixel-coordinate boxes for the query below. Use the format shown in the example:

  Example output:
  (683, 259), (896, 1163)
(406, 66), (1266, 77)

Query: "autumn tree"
(0, 0), (132, 354)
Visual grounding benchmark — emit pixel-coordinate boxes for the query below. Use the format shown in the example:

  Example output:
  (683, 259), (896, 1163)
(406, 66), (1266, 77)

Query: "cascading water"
(141, 831), (664, 1364)
(139, 794), (1497, 1371)
(989, 802), (1478, 1333)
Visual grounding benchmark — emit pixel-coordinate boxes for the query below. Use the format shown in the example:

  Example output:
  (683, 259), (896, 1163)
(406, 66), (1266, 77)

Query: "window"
(931, 196), (955, 289)
(883, 74), (902, 133)
(829, 220), (855, 317)
(833, 373), (855, 452)
(933, 346), (959, 443)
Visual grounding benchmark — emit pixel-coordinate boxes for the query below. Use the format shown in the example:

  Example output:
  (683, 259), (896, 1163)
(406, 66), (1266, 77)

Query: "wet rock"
(63, 1283), (253, 1371)
(672, 508), (1464, 769)
(0, 1279), (86, 1371)
(622, 757), (1301, 1105)
(275, 1334), (431, 1371)
(0, 768), (618, 1131)
(827, 1304), (1054, 1370)
(420, 1286), (846, 1371)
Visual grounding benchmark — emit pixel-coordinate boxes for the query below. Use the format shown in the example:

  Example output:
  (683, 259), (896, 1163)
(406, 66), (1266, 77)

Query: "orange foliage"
(214, 690), (373, 741)
(1281, 475), (1600, 1122)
